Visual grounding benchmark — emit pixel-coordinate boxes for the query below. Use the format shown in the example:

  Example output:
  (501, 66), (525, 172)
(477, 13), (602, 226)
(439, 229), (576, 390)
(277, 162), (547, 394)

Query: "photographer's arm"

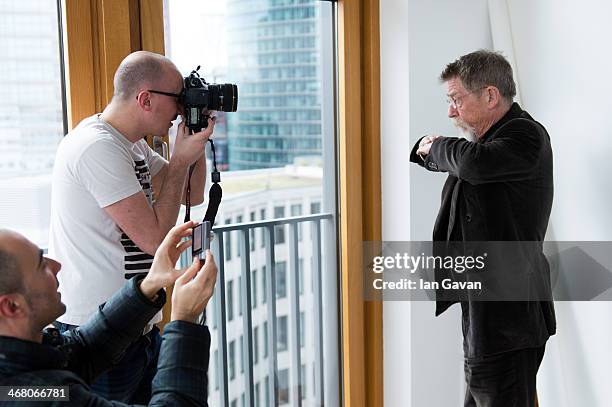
(104, 120), (214, 256)
(151, 153), (206, 208)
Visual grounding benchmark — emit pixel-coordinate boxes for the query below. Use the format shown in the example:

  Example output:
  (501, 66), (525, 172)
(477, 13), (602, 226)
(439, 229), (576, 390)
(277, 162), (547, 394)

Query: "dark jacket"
(0, 277), (211, 406)
(410, 102), (556, 357)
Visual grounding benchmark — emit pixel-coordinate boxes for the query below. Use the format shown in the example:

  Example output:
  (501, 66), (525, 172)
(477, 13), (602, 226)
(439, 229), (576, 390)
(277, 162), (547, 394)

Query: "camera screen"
(193, 223), (203, 253)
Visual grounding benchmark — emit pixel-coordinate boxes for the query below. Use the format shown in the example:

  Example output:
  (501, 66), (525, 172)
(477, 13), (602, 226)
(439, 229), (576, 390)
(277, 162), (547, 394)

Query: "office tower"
(226, 0), (322, 170)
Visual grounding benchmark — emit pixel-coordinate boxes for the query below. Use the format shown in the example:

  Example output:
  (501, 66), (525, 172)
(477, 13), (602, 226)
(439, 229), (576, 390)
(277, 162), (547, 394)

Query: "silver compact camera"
(192, 221), (211, 260)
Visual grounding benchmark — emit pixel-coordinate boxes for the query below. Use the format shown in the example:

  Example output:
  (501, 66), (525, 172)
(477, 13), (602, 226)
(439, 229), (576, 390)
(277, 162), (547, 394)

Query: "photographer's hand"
(171, 250), (218, 323)
(170, 116), (216, 167)
(139, 220), (195, 301)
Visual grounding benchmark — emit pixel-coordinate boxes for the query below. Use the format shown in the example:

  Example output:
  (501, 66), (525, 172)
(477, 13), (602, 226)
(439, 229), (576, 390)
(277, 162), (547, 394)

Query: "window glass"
(275, 261), (287, 299)
(164, 1), (339, 405)
(277, 315), (288, 352)
(0, 0), (65, 247)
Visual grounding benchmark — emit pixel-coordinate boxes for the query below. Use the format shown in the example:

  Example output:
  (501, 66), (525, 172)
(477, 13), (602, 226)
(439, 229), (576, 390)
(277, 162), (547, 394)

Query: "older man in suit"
(410, 50), (556, 407)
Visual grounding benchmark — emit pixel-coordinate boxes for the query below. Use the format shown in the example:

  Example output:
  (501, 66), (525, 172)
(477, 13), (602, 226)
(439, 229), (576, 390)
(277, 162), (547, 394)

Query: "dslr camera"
(181, 66), (238, 132)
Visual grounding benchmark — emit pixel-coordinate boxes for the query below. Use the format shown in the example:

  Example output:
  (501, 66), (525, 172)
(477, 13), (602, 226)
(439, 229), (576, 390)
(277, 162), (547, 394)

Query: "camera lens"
(208, 84), (238, 112)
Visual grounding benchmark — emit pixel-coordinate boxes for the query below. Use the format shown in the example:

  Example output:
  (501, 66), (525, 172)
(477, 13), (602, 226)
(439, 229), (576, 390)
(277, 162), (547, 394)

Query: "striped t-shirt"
(49, 114), (166, 326)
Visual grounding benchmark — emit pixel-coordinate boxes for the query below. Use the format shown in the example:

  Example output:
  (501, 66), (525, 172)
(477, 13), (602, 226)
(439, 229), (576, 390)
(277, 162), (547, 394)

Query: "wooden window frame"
(337, 0), (383, 406)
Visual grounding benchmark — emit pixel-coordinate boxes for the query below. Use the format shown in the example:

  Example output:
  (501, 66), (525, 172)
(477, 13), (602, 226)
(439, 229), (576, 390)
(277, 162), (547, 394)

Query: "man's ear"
(0, 294), (27, 319)
(486, 86), (502, 108)
(136, 91), (153, 111)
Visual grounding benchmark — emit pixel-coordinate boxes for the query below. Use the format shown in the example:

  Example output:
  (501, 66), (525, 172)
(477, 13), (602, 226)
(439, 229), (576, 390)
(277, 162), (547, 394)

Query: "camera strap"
(184, 139), (222, 225)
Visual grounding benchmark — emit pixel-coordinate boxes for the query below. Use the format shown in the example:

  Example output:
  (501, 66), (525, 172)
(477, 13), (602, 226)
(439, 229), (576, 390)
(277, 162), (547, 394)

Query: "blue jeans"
(54, 321), (162, 404)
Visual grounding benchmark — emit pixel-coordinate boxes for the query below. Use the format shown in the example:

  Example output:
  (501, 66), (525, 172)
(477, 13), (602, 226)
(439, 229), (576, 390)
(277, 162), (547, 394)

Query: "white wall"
(381, 0), (492, 406)
(506, 1), (612, 406)
(380, 0), (411, 405)
(382, 0), (612, 406)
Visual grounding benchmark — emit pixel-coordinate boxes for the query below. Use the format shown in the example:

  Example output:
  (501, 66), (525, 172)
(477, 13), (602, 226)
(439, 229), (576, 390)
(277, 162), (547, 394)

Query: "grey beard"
(452, 119), (477, 142)
(460, 128), (477, 142)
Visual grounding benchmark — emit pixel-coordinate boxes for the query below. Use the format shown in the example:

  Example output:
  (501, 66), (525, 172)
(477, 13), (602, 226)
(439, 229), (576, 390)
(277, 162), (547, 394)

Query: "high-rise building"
(226, 0), (322, 170)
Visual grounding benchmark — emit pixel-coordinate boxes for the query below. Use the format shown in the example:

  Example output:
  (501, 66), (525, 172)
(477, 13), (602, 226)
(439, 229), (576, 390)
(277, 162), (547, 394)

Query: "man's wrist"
(170, 311), (198, 324)
(168, 156), (190, 171)
(139, 278), (160, 302)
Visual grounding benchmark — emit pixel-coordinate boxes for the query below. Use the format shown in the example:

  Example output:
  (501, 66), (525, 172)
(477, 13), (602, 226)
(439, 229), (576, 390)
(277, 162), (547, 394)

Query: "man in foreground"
(0, 221), (216, 406)
(410, 50), (556, 406)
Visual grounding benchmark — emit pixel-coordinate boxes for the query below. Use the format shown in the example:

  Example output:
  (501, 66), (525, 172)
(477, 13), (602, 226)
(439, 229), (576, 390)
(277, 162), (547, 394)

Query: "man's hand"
(416, 134), (442, 159)
(170, 116), (216, 168)
(171, 250), (218, 324)
(139, 220), (196, 300)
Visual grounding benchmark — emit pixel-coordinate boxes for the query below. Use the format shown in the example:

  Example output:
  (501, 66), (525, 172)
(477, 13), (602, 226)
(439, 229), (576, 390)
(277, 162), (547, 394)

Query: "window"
(163, 1), (341, 404)
(263, 321), (269, 358)
(301, 364), (307, 400)
(277, 315), (288, 352)
(252, 269), (258, 308)
(229, 340), (236, 380)
(240, 335), (244, 374)
(0, 0), (66, 248)
(250, 211), (256, 251)
(291, 203), (303, 241)
(310, 201), (321, 214)
(225, 218), (232, 260)
(275, 261), (287, 299)
(260, 208), (266, 248)
(236, 215), (243, 257)
(262, 266), (267, 304)
(274, 206), (286, 244)
(253, 326), (259, 364)
(227, 280), (234, 321)
(238, 276), (243, 316)
(278, 368), (290, 404)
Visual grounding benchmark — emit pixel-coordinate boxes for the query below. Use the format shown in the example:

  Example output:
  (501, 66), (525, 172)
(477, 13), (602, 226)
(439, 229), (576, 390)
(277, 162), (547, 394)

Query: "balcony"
(181, 213), (338, 406)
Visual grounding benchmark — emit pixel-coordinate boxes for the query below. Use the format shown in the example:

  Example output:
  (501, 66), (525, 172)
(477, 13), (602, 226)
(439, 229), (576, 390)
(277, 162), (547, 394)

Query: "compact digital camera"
(192, 221), (212, 260)
(181, 66), (238, 132)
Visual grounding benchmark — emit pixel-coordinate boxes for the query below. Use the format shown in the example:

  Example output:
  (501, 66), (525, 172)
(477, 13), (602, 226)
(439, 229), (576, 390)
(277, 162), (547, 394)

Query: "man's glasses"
(446, 86), (487, 109)
(148, 89), (183, 101)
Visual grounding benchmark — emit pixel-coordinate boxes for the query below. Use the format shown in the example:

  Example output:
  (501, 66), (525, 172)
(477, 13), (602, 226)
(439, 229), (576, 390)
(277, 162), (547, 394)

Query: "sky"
(165, 0), (228, 80)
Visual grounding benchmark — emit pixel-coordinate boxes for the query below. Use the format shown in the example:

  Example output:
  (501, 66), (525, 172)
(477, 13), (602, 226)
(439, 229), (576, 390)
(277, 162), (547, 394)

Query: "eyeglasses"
(446, 86), (487, 109)
(148, 89), (183, 101)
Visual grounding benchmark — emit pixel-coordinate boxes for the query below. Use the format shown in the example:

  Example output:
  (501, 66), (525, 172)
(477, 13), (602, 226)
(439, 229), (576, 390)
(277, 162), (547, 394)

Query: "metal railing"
(182, 213), (334, 407)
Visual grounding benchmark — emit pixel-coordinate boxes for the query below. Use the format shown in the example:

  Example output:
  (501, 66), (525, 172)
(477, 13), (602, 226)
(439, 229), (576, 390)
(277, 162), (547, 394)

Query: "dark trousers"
(54, 321), (162, 404)
(464, 345), (545, 407)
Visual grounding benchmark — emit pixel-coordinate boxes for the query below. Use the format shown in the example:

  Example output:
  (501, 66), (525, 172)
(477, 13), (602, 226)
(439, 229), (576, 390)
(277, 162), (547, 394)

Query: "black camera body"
(181, 66), (238, 133)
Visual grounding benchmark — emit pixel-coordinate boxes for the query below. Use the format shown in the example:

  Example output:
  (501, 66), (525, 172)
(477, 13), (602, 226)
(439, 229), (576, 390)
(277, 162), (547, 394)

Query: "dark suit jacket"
(410, 102), (556, 357)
